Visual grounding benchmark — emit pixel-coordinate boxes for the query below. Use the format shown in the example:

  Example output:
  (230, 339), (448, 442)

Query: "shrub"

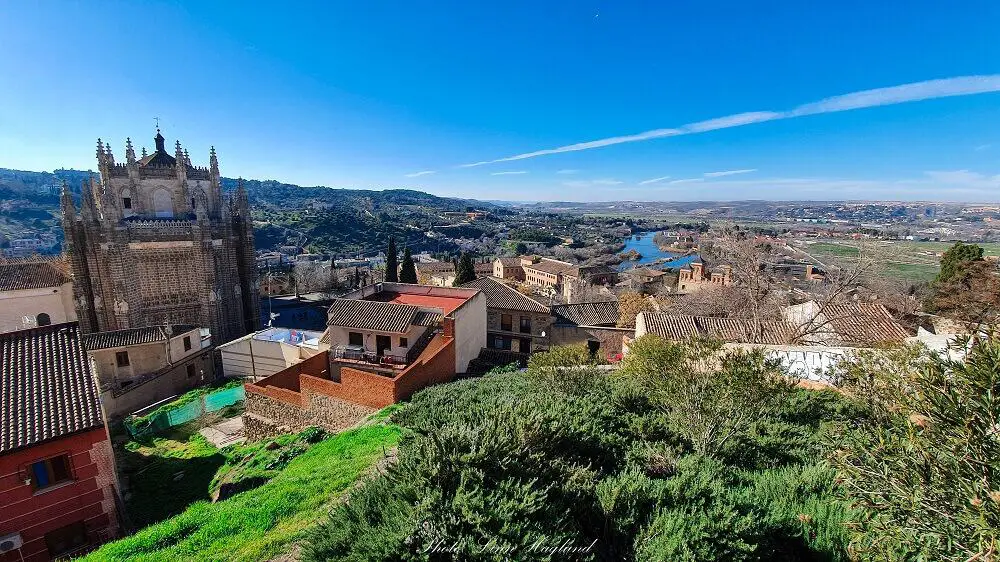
(832, 337), (1000, 561)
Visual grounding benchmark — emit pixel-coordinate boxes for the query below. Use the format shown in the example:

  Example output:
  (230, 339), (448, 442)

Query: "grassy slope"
(80, 424), (401, 562)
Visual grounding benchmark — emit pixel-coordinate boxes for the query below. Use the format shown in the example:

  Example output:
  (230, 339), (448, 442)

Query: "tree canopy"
(936, 241), (984, 283)
(452, 252), (476, 286)
(385, 236), (398, 282)
(399, 247), (417, 284)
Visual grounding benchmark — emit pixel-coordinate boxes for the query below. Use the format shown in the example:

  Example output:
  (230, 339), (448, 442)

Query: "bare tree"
(707, 226), (786, 337)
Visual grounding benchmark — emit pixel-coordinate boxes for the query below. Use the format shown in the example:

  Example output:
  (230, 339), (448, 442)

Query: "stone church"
(61, 130), (260, 342)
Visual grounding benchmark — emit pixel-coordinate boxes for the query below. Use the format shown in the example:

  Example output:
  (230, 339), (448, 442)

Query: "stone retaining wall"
(243, 387), (375, 441)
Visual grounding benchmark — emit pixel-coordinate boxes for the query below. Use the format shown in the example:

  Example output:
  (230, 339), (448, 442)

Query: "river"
(618, 231), (699, 271)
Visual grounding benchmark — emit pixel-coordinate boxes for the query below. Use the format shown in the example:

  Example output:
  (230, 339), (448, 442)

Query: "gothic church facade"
(62, 130), (260, 342)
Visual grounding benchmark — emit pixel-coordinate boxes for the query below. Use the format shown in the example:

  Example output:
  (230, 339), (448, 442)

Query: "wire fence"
(124, 384), (245, 438)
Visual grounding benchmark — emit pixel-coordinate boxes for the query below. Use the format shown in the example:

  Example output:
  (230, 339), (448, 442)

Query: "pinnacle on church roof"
(154, 129), (166, 153)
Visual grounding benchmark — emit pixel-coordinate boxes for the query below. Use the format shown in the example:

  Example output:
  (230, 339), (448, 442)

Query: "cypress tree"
(400, 248), (418, 284)
(453, 252), (477, 286)
(385, 236), (399, 282)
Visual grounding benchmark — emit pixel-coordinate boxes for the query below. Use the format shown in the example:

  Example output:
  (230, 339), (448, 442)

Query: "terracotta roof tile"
(0, 260), (69, 291)
(523, 258), (577, 276)
(461, 277), (549, 313)
(81, 325), (197, 350)
(1, 323), (104, 454)
(640, 313), (791, 345)
(552, 301), (620, 327)
(326, 299), (418, 334)
(819, 303), (910, 345)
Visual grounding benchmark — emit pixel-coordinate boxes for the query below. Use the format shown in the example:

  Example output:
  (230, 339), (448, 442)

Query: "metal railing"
(330, 326), (439, 368)
(331, 346), (408, 367)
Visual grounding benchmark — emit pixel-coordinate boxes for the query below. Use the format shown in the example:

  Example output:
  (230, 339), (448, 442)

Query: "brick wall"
(393, 336), (455, 401)
(0, 428), (119, 562)
(243, 334), (459, 441)
(550, 325), (629, 356)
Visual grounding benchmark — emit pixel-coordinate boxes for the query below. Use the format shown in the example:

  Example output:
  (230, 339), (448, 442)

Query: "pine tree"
(453, 252), (476, 286)
(385, 236), (399, 282)
(400, 248), (418, 283)
(936, 241), (983, 283)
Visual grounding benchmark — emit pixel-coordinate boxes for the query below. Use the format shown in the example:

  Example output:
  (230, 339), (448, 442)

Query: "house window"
(348, 332), (363, 347)
(30, 454), (72, 491)
(500, 314), (512, 331)
(44, 521), (88, 557)
(36, 312), (51, 326)
(186, 364), (196, 378)
(123, 197), (132, 209)
(399, 337), (408, 347)
(183, 335), (192, 351)
(115, 351), (130, 367)
(519, 316), (531, 334)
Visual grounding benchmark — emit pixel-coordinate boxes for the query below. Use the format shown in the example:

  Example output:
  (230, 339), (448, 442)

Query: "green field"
(797, 240), (1000, 282)
(81, 423), (401, 562)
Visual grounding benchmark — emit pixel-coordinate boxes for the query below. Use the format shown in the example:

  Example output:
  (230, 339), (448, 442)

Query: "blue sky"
(1, 1), (999, 202)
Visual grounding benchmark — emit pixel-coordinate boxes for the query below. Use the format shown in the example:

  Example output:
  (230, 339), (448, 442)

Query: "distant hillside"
(0, 168), (506, 255)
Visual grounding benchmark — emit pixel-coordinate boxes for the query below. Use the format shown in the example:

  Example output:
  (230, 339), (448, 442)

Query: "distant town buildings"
(676, 261), (731, 294)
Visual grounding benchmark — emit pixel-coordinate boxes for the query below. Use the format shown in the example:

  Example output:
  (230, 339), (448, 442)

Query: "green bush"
(833, 337), (1000, 561)
(306, 343), (852, 561)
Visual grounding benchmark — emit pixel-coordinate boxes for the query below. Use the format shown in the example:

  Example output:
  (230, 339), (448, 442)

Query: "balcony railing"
(331, 346), (408, 368)
(330, 327), (438, 370)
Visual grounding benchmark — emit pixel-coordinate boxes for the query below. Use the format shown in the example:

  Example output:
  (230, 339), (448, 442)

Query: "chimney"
(442, 317), (455, 339)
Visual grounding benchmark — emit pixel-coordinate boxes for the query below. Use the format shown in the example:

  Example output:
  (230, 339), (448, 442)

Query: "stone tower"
(61, 130), (261, 342)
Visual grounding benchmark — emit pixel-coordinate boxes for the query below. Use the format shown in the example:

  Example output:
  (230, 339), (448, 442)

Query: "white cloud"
(668, 178), (705, 185)
(491, 170), (528, 176)
(683, 112), (780, 133)
(563, 178), (623, 188)
(975, 144), (992, 151)
(556, 169), (580, 174)
(460, 128), (682, 167)
(924, 169), (1000, 188)
(639, 175), (672, 185)
(704, 168), (757, 178)
(459, 75), (1000, 167)
(789, 76), (1000, 117)
(404, 170), (435, 178)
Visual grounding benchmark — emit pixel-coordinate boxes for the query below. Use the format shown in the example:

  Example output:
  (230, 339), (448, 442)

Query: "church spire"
(96, 138), (105, 165)
(154, 129), (166, 153)
(141, 146), (148, 158)
(60, 180), (75, 222)
(236, 177), (249, 215)
(125, 137), (136, 166)
(81, 179), (98, 223)
(209, 146), (219, 174)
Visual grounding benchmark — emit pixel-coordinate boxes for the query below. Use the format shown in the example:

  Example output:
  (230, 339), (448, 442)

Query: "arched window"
(152, 189), (173, 218)
(36, 313), (51, 326)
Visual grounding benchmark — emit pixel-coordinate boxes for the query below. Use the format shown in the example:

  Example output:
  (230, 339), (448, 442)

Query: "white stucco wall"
(724, 343), (849, 383)
(0, 282), (77, 333)
(452, 291), (487, 373)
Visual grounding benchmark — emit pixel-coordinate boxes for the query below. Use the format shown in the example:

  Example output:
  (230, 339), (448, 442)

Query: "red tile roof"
(1, 323), (104, 453)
